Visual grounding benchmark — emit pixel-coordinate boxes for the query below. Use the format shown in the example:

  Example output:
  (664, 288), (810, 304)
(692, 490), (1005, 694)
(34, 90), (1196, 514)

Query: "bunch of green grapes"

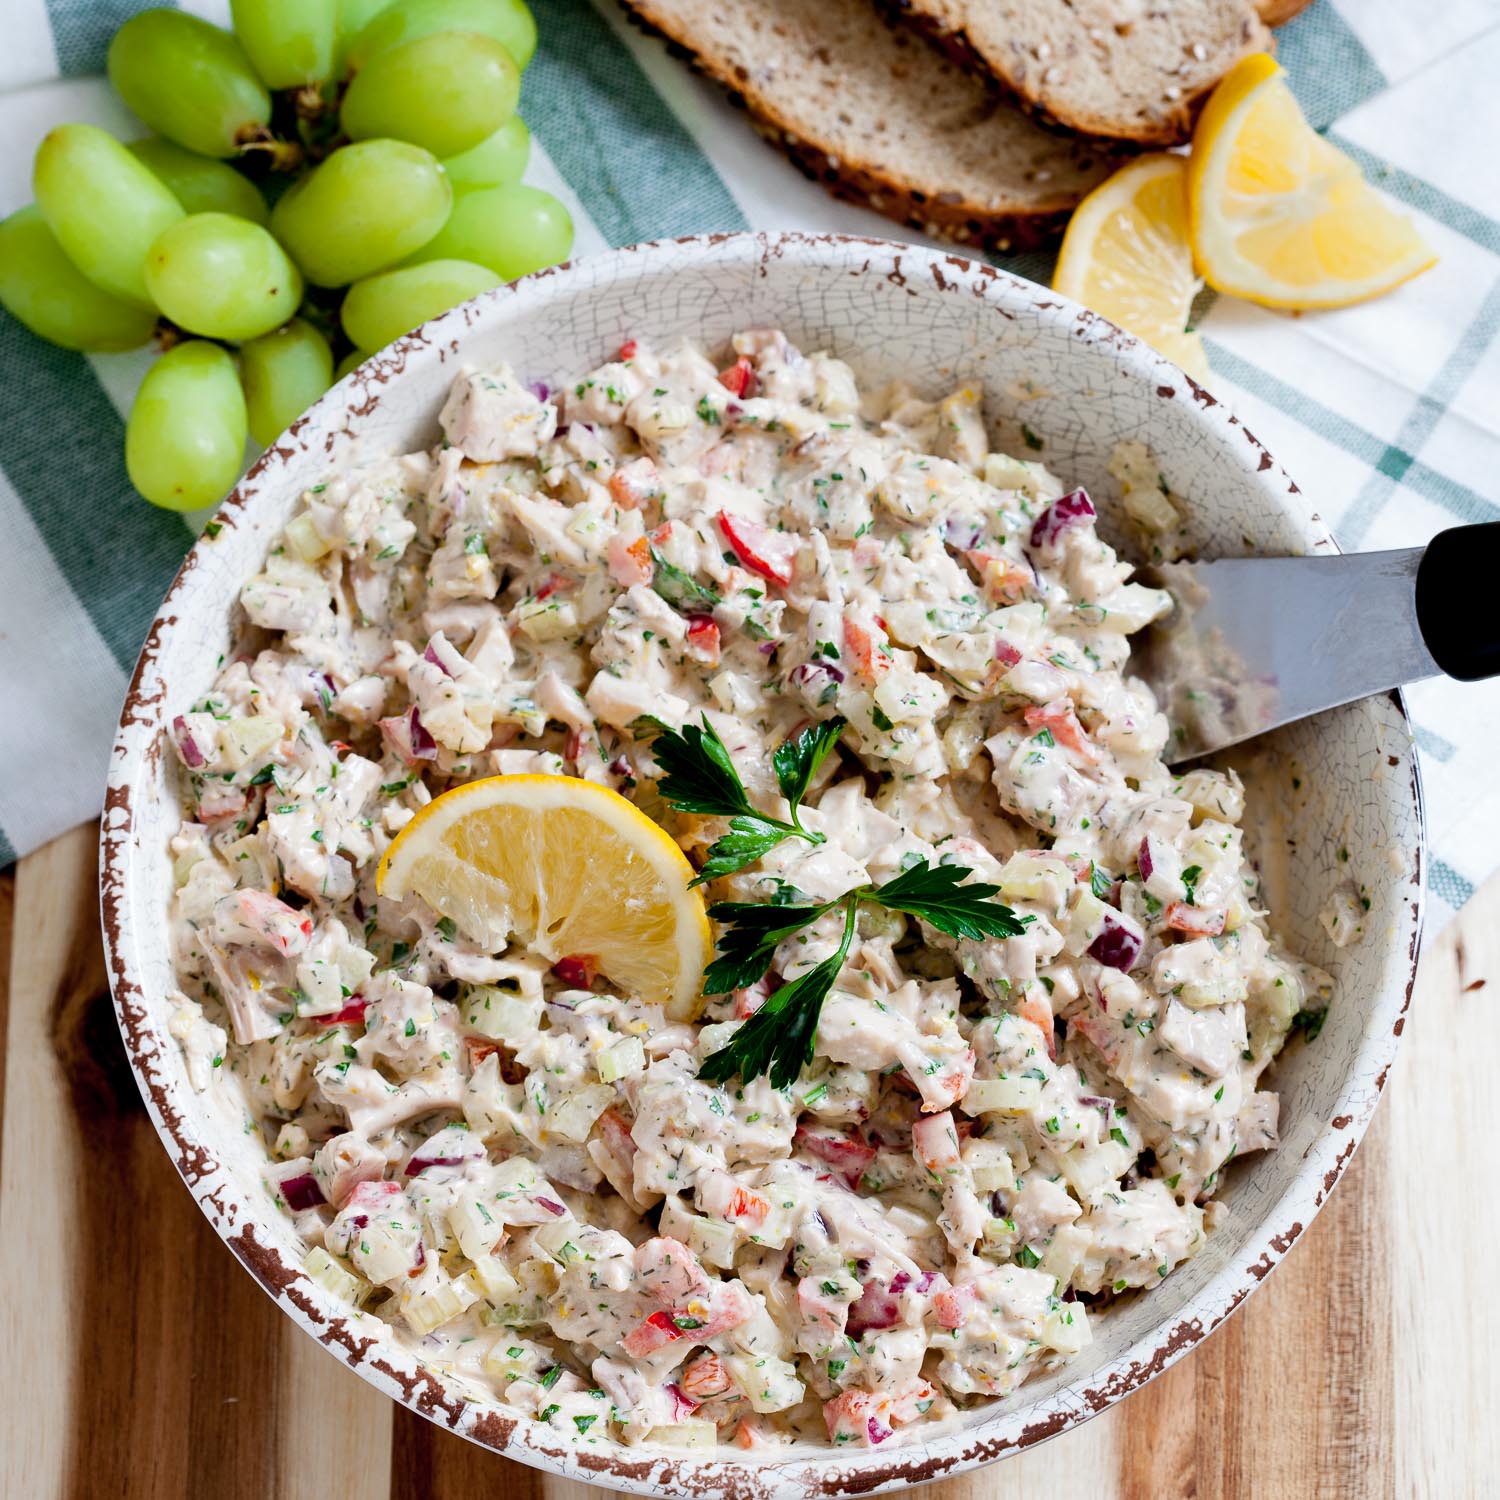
(0, 0), (571, 511)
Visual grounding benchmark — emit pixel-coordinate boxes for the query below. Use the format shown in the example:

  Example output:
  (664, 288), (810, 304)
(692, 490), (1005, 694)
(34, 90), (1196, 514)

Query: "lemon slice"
(377, 775), (711, 1019)
(1187, 53), (1436, 309)
(1054, 153), (1209, 384)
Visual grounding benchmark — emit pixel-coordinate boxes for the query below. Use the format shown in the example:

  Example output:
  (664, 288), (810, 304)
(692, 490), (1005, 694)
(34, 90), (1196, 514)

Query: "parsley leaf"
(653, 715), (838, 884)
(772, 716), (846, 812)
(649, 547), (720, 610)
(869, 859), (1031, 941)
(699, 895), (858, 1090)
(701, 897), (838, 994)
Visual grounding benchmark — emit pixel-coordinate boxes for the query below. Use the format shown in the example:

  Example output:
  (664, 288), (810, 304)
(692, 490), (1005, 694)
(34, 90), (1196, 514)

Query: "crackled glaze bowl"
(100, 232), (1424, 1497)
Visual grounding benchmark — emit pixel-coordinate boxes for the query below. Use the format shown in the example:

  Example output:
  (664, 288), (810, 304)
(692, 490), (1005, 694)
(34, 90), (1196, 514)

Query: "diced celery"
(1064, 888), (1109, 956)
(220, 714), (284, 770)
(304, 1246), (369, 1305)
(964, 1076), (1042, 1114)
(596, 1035), (645, 1084)
(516, 597), (579, 642)
(997, 852), (1068, 908)
(296, 956), (346, 1014)
(400, 1269), (477, 1334)
(724, 1353), (804, 1414)
(647, 1419), (717, 1449)
(546, 1083), (614, 1143)
(462, 983), (544, 1042)
(963, 1138), (1017, 1194)
(1043, 1302), (1092, 1355)
(466, 1255), (521, 1306)
(284, 510), (333, 562)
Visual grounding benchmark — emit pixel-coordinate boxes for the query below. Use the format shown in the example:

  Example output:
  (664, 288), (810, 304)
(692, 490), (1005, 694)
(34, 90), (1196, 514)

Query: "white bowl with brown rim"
(100, 231), (1424, 1497)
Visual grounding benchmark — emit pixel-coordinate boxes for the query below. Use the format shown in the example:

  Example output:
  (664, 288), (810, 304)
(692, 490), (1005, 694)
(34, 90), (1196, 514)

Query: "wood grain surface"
(2, 822), (1494, 1500)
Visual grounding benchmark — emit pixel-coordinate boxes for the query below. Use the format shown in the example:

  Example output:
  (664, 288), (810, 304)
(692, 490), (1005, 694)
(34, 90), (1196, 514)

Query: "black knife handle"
(1415, 522), (1500, 681)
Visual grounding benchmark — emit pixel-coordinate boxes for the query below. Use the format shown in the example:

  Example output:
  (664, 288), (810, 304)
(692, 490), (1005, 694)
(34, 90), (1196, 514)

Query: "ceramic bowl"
(100, 231), (1424, 1497)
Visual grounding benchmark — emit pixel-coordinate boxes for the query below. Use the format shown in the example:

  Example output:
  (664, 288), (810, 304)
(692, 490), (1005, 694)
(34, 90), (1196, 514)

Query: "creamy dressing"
(165, 330), (1334, 1453)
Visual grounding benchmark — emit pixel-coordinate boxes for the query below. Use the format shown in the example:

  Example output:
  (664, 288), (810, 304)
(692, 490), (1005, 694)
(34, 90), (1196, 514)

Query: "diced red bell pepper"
(794, 1125), (876, 1189)
(685, 614), (721, 664)
(718, 511), (798, 586)
(1023, 698), (1099, 761)
(534, 571), (574, 602)
(622, 1309), (686, 1357)
(331, 996), (369, 1026)
(717, 356), (758, 398)
(552, 954), (597, 988)
(1166, 902), (1227, 936)
(618, 339), (638, 360)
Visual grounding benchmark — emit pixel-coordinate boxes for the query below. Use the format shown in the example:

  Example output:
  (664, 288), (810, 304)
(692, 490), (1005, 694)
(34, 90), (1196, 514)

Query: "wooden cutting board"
(2, 822), (1495, 1499)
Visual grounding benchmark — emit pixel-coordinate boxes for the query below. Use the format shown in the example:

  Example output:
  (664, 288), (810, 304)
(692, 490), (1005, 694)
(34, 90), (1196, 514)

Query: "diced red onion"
(943, 514), (984, 550)
(758, 641), (779, 657)
(536, 1196), (566, 1216)
(409, 709), (438, 760)
(847, 1280), (903, 1338)
(868, 1416), (893, 1445)
(1088, 909), (1144, 971)
(914, 1271), (937, 1293)
(1028, 488), (1096, 550)
(172, 716), (205, 768)
(405, 1155), (469, 1177)
(1079, 1095), (1115, 1128)
(1137, 836), (1156, 881)
(994, 639), (1023, 668)
(527, 380), (550, 401)
(412, 1241), (426, 1270)
(423, 643), (451, 677)
(789, 662), (845, 688)
(280, 1173), (325, 1211)
(888, 1271), (910, 1295)
(989, 1190), (1008, 1216)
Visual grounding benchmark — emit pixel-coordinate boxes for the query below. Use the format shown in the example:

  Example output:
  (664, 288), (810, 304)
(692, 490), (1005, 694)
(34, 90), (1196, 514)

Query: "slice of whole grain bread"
(891, 0), (1272, 145)
(616, 0), (1130, 253)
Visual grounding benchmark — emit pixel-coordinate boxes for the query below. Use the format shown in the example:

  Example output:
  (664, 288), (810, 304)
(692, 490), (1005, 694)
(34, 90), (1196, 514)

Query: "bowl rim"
(99, 229), (1425, 1498)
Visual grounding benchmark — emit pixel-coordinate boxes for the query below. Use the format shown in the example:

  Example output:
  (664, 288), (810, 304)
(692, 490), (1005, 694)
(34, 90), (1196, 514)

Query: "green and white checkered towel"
(3, 0), (1497, 927)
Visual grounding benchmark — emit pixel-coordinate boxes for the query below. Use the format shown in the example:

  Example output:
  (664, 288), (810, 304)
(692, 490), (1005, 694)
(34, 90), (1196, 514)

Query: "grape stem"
(235, 125), (304, 174)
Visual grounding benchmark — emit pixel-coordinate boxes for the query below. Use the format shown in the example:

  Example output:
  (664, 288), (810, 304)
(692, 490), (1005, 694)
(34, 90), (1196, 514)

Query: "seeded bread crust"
(888, 0), (1272, 145)
(616, 0), (1130, 253)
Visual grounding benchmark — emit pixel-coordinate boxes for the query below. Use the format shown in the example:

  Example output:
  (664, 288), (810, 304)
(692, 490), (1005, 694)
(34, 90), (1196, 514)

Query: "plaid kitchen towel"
(2, 0), (1497, 928)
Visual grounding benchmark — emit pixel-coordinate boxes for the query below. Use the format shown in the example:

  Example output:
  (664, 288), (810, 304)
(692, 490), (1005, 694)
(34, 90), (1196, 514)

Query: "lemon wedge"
(1187, 53), (1436, 308)
(1054, 152), (1209, 384)
(377, 774), (711, 1019)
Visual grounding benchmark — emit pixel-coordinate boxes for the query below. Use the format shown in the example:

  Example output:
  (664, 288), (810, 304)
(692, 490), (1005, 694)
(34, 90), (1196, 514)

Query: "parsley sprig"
(651, 715), (847, 885)
(698, 858), (1031, 1089)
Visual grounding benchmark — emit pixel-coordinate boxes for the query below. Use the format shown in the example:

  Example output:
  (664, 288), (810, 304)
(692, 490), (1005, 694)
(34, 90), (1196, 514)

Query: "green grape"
(33, 123), (184, 306)
(240, 318), (334, 444)
(348, 0), (537, 73)
(342, 259), (500, 350)
(231, 0), (336, 87)
(126, 341), (247, 511)
(442, 115), (529, 189)
(333, 0), (398, 75)
(342, 32), (518, 159)
(128, 139), (269, 226)
(0, 205), (158, 352)
(270, 139), (450, 286)
(334, 347), (373, 381)
(145, 213), (302, 340)
(109, 11), (271, 158)
(408, 184), (572, 281)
